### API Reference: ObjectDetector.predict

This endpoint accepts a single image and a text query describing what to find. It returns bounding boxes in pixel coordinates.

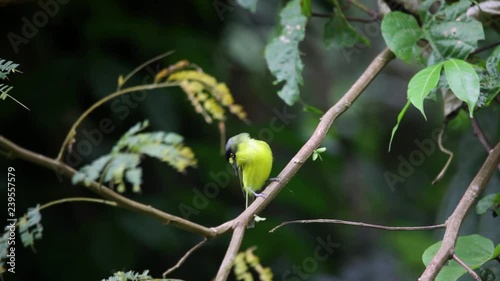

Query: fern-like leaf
[167,70,248,123]
[233,247,273,281]
[102,270,155,281]
[72,120,197,193]
[18,205,43,249]
[0,205,43,275]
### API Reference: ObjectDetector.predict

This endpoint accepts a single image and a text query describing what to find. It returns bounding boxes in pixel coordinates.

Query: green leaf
[315,147,326,153]
[102,270,154,281]
[422,234,494,281]
[492,244,500,259]
[72,120,197,193]
[408,63,443,119]
[444,59,480,117]
[388,100,411,152]
[126,168,142,193]
[420,0,485,64]
[300,0,311,17]
[323,0,370,49]
[236,0,258,12]
[302,103,324,115]
[265,0,307,105]
[478,46,500,107]
[476,193,500,216]
[18,205,43,248]
[76,155,112,183]
[381,11,423,64]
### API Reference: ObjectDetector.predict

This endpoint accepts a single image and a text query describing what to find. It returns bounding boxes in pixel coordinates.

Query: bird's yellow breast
[235,138,273,194]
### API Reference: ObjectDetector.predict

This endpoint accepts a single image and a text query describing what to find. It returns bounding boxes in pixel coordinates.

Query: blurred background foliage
[0,0,499,280]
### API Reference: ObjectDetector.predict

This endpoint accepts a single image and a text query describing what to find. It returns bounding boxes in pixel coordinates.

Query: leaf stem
[56,80,180,162]
[118,50,175,90]
[39,197,117,211]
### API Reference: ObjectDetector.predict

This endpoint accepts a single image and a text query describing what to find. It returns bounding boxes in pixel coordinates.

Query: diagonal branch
[163,237,208,277]
[270,219,446,232]
[419,142,500,281]
[452,253,482,281]
[213,47,396,281]
[471,116,500,172]
[0,135,217,238]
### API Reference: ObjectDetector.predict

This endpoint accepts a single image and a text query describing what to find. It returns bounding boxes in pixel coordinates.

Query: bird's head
[225,132,250,167]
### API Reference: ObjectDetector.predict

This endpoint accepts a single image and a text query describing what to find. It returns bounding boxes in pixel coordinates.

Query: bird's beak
[231,161,238,176]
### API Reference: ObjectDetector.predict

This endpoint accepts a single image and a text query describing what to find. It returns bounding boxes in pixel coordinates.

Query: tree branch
[0,135,217,238]
[163,237,208,277]
[213,47,396,281]
[419,142,500,281]
[471,117,492,151]
[269,219,446,233]
[471,117,500,172]
[215,224,246,281]
[452,253,482,281]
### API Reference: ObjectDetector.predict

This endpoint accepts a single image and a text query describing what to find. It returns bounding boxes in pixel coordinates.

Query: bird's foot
[268,176,281,182]
[249,188,267,198]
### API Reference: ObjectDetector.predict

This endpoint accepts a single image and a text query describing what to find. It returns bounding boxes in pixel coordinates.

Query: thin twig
[349,0,378,18]
[163,238,208,277]
[39,197,117,211]
[452,253,482,281]
[56,80,181,162]
[311,12,333,18]
[119,50,175,90]
[4,94,30,111]
[270,219,446,233]
[471,117,492,151]
[472,117,500,170]
[432,125,454,185]
[213,47,396,281]
[0,135,216,238]
[11,197,116,229]
[420,142,500,281]
[311,12,378,22]
[470,41,500,56]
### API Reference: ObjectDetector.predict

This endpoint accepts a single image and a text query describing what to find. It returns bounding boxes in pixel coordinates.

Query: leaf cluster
[72,120,197,193]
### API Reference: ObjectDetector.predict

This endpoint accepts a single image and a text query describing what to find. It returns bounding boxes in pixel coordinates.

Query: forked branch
[419,142,500,281]
[214,47,396,281]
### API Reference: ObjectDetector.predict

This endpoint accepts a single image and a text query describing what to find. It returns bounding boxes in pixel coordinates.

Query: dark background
[0,0,499,280]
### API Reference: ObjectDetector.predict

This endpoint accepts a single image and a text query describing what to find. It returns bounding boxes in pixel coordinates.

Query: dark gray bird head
[225,133,250,174]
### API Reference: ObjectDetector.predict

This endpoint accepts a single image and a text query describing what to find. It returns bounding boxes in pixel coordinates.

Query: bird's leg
[248,187,266,198]
[268,176,281,182]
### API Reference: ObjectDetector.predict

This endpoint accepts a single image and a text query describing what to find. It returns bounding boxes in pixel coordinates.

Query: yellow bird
[225,133,274,212]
